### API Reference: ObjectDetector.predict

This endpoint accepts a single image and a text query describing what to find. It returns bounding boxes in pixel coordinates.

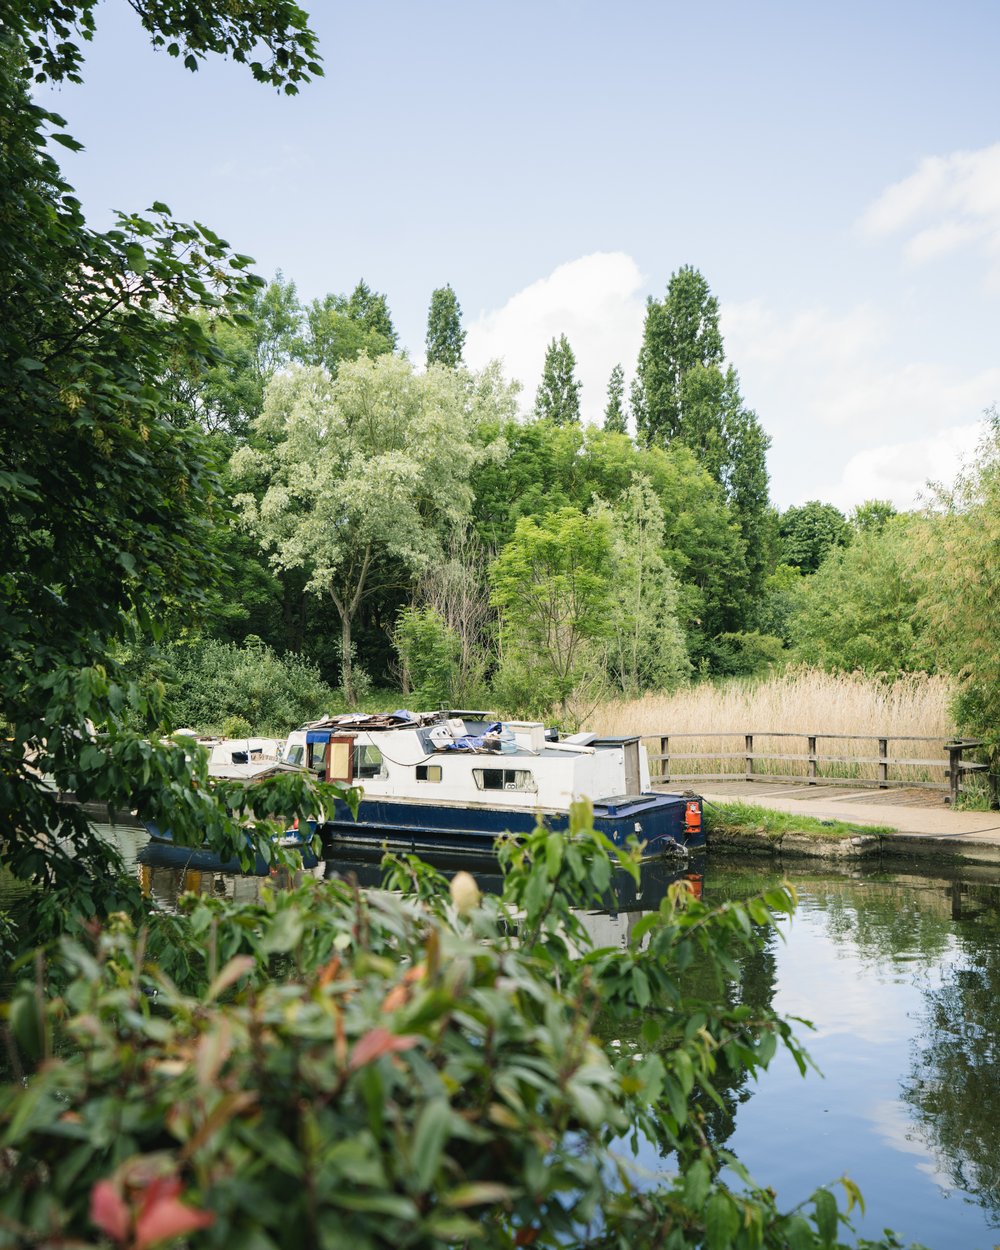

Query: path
[661,779,1000,862]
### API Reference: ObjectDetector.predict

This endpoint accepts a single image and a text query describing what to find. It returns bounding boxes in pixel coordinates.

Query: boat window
[416,764,442,782]
[473,768,536,793]
[308,741,327,773]
[353,744,385,780]
[283,744,305,767]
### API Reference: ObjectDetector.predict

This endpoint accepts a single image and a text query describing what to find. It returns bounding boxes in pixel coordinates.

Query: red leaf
[135,1178,214,1250]
[90,1180,130,1244]
[348,1026,420,1071]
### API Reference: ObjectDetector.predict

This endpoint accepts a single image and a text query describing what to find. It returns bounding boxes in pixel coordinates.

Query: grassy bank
[704,799,891,842]
[592,668,955,786]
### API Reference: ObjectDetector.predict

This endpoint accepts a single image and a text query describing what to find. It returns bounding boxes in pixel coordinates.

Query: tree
[917,413,1000,752]
[634,269,773,608]
[851,498,897,534]
[634,265,724,448]
[491,507,613,718]
[779,501,850,573]
[425,283,466,369]
[175,274,303,439]
[788,517,932,675]
[534,334,582,426]
[297,279,398,376]
[591,479,690,696]
[603,362,628,433]
[232,356,477,705]
[0,1,341,946]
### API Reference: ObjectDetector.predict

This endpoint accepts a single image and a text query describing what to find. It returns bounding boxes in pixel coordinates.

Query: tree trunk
[339,606,355,707]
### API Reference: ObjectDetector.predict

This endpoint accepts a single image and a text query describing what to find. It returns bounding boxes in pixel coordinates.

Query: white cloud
[722,299,1000,510]
[819,421,986,511]
[860,143,1000,267]
[465,252,646,422]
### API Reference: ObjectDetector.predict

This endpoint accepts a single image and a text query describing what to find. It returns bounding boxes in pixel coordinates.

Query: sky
[38,0,1000,511]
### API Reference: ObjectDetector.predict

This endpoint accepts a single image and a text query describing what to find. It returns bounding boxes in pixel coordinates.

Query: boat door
[305,731,354,783]
[623,739,641,795]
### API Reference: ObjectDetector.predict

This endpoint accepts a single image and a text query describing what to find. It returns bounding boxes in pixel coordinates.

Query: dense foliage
[0,0,360,945]
[0,809,921,1250]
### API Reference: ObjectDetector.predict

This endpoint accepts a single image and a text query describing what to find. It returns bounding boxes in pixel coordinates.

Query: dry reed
[590,668,956,786]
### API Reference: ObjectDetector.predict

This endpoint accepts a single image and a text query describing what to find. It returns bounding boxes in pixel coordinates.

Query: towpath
[664,779,1000,863]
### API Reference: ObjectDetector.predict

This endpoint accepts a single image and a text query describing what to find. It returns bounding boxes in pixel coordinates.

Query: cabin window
[473,768,536,793]
[284,744,305,767]
[416,764,442,783]
[353,744,385,780]
[308,741,327,773]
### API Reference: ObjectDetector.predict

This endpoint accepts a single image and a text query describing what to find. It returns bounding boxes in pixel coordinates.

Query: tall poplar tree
[534,334,581,426]
[635,265,723,448]
[635,266,773,603]
[603,363,627,433]
[425,283,466,368]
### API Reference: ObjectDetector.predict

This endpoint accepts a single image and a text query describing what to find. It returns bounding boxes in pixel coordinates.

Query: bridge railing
[648,732,992,804]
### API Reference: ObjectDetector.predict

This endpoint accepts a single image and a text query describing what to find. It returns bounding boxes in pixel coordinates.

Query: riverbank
[684,782,1000,865]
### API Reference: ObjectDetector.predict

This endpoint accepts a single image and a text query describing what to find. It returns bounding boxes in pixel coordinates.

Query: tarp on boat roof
[304,710,438,733]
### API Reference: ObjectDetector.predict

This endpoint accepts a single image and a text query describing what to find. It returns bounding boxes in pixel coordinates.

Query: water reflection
[900,878,1000,1230]
[707,860,1000,1250]
[136,837,704,942]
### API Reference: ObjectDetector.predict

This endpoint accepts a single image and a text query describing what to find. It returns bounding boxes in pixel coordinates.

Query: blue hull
[317,792,702,856]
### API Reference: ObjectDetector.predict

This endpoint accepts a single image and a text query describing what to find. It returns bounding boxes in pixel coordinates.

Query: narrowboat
[280,710,703,856]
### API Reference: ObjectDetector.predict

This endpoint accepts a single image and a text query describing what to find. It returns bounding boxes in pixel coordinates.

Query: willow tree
[232,356,476,704]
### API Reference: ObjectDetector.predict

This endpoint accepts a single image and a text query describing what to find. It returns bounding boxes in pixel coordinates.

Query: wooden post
[947,742,962,805]
[808,735,817,785]
[660,735,670,785]
[745,733,754,781]
[878,737,888,788]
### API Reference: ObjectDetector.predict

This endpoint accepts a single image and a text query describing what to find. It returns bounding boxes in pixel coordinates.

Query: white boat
[280,710,703,855]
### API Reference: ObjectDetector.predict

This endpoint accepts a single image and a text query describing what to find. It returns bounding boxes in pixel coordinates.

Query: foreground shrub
[0,809,921,1249]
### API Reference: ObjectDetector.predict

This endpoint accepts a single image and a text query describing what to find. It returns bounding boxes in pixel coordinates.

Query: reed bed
[590,669,957,786]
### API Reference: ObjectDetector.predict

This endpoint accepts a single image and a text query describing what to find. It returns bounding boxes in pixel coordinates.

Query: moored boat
[280,710,703,855]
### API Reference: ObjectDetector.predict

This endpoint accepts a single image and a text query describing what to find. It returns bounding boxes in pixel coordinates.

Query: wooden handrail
[647,732,989,801]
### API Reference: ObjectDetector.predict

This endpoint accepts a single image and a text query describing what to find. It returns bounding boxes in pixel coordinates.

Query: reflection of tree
[696,923,780,1150]
[901,881,1000,1223]
[814,877,953,966]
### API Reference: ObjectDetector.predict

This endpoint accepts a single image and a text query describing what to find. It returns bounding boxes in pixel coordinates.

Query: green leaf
[411,1098,451,1191]
[125,243,148,273]
[782,1213,817,1250]
[813,1187,838,1245]
[443,1182,515,1209]
[704,1192,739,1250]
[335,1193,419,1219]
[683,1158,711,1208]
[631,966,651,1007]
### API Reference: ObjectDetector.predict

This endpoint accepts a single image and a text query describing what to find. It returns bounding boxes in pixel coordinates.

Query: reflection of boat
[136,839,706,936]
[325,844,705,919]
[138,829,319,876]
[281,711,704,856]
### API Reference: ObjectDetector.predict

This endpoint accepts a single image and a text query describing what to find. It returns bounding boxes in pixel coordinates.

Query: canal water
[25,825,1000,1249]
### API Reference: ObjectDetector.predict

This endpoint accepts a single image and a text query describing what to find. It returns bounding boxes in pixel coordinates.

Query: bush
[138,637,336,734]
[394,606,461,709]
[0,808,919,1250]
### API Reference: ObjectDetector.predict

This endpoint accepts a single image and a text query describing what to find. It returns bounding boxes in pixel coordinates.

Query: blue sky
[40,0,1000,510]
